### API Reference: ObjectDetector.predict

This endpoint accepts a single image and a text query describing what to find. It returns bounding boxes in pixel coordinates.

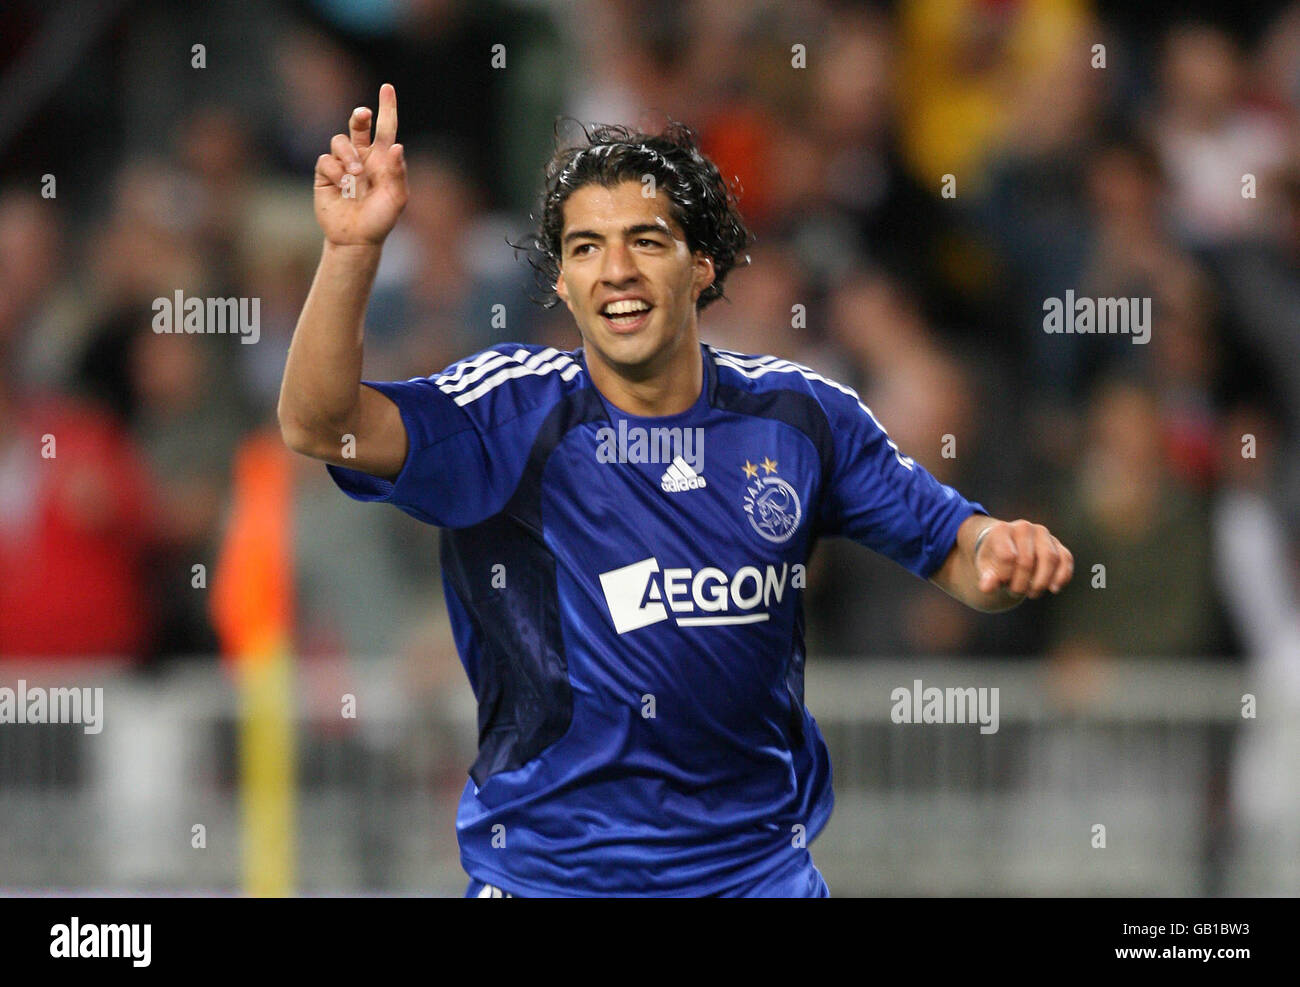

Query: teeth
[603,299,650,316]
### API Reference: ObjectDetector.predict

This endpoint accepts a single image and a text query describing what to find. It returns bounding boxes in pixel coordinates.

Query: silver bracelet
[972,522,996,564]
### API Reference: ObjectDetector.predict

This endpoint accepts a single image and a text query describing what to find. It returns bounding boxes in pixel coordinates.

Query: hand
[974,519,1074,599]
[314,83,408,246]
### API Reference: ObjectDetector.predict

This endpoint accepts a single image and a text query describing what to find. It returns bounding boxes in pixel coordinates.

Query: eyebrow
[562,222,673,247]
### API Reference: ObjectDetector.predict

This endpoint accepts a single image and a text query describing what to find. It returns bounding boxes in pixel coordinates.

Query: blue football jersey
[328,342,985,896]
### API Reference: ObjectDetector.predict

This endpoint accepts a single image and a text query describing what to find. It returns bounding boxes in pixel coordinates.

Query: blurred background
[1,0,1299,896]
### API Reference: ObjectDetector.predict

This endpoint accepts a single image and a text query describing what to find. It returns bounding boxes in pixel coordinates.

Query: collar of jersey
[577,341,717,426]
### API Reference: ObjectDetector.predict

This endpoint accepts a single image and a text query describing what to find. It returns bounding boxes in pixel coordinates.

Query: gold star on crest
[760,456,778,474]
[742,460,759,479]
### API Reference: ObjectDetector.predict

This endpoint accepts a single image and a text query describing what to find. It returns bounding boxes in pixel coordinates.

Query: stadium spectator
[1151,22,1291,248]
[0,197,158,659]
[1046,377,1218,662]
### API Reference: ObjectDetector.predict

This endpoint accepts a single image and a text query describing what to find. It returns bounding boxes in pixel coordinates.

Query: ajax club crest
[741,457,802,544]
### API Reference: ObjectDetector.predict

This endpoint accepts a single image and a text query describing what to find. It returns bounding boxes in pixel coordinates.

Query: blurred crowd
[2,0,1299,702]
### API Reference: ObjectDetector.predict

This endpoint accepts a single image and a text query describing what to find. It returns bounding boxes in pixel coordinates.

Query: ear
[555,269,570,306]
[691,253,716,302]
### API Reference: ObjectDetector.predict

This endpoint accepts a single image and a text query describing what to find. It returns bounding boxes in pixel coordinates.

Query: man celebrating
[278,85,1074,897]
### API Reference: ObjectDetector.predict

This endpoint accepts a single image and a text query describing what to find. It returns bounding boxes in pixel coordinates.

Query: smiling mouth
[599,300,654,332]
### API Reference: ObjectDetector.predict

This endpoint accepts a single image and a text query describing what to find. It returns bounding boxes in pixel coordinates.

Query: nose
[600,239,640,287]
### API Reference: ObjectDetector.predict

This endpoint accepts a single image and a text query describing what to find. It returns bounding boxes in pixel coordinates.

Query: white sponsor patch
[599,557,806,633]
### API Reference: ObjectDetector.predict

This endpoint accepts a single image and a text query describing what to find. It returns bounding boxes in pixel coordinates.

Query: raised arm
[277,83,410,480]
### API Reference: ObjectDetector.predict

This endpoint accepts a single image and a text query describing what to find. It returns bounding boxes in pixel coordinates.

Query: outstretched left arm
[929,515,1074,612]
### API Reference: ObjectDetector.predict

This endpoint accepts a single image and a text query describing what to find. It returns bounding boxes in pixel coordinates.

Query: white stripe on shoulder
[712,349,862,402]
[711,348,915,471]
[436,348,567,395]
[435,348,518,387]
[438,347,561,395]
[452,350,581,407]
[708,346,786,366]
[712,349,829,382]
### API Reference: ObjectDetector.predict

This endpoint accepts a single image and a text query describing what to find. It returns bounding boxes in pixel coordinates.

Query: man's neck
[585,334,704,418]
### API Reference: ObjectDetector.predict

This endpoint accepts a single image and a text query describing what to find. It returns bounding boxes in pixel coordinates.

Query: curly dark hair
[516,119,753,311]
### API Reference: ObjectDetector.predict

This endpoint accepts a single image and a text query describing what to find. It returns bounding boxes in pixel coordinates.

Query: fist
[314,83,408,246]
[975,519,1074,599]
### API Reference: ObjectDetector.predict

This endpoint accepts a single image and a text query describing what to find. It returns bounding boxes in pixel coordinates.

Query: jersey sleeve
[326,345,578,528]
[813,379,986,579]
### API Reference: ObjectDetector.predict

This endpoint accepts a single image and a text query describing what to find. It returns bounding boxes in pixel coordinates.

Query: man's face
[555,180,714,375]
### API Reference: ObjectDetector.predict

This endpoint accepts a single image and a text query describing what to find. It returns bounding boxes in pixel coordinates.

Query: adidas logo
[661,456,707,492]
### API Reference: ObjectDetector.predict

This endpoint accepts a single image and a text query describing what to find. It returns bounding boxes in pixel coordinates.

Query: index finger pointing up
[374,83,398,147]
